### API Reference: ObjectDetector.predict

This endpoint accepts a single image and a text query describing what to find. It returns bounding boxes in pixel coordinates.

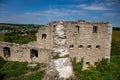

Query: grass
[112,30,120,41]
[0,61,29,79]
[0,58,45,80]
[24,70,45,80]
[110,56,120,80]
[0,34,4,41]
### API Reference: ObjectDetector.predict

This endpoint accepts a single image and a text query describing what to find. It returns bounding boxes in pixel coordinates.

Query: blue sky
[0,0,120,27]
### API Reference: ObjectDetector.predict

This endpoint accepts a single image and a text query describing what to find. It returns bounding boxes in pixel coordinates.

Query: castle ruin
[0,20,112,69]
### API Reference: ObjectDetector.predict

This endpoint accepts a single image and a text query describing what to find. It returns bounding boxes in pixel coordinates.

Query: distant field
[0,34,4,41]
[0,28,120,43]
[112,30,120,41]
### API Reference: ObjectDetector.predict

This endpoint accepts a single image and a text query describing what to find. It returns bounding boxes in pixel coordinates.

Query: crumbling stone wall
[0,41,50,63]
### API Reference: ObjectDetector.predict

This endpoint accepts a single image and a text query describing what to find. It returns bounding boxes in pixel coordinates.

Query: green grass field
[0,34,4,41]
[112,30,120,41]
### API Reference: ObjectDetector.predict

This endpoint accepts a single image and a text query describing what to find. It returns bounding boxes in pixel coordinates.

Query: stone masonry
[0,20,112,69]
[42,21,75,80]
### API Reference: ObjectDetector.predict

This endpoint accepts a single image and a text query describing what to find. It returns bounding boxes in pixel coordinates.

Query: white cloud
[83,6,110,10]
[79,3,112,10]
[103,13,116,17]
[23,8,86,17]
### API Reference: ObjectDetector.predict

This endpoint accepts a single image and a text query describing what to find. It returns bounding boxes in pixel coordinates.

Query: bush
[72,57,83,79]
[72,58,119,80]
[79,70,101,80]
[0,57,6,69]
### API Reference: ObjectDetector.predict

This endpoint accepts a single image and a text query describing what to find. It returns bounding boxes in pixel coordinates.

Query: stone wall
[64,21,112,69]
[0,41,51,64]
[36,20,112,69]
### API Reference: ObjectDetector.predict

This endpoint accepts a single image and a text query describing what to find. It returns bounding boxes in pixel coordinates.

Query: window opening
[96,45,100,48]
[53,25,56,31]
[87,45,91,48]
[69,45,74,48]
[86,62,90,64]
[75,25,80,33]
[93,26,98,33]
[42,34,47,39]
[53,25,56,28]
[94,62,98,65]
[30,49,38,59]
[78,45,83,48]
[3,47,11,57]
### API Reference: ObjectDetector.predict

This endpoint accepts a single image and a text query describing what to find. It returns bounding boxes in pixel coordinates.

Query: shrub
[72,58,118,80]
[0,57,6,69]
[72,57,83,78]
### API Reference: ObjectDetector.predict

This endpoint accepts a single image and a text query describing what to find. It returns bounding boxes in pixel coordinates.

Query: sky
[0,0,120,27]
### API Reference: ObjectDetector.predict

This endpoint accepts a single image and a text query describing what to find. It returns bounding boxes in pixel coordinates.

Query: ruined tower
[42,21,75,80]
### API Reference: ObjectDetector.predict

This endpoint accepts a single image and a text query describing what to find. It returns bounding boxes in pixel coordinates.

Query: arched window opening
[42,34,47,39]
[30,49,38,59]
[69,45,74,48]
[78,45,83,48]
[86,62,90,65]
[87,45,91,48]
[96,45,100,48]
[3,47,11,57]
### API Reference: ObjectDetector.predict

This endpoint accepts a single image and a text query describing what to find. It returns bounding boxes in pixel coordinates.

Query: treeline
[0,23,44,27]
[113,27,120,31]
[0,23,44,32]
